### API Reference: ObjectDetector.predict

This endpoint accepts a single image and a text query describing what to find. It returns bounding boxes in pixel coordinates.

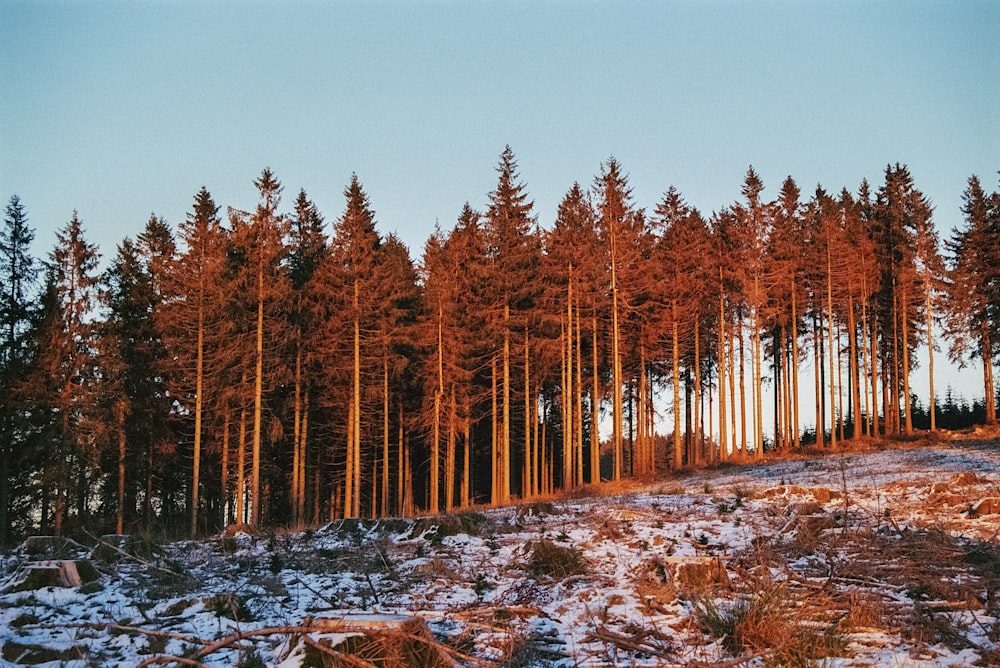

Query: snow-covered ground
[2,433,999,667]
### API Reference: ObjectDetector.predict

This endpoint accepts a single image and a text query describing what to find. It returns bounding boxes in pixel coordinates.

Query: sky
[2,0,998,410]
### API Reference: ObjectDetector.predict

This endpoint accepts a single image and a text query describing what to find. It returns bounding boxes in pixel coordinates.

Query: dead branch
[583,625,674,659]
[136,656,209,668]
[300,634,380,668]
[24,623,210,647]
[84,530,188,580]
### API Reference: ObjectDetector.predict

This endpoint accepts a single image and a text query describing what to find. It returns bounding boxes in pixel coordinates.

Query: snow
[1,435,998,667]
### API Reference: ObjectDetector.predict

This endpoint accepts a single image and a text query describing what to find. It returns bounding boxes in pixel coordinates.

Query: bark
[251,256,264,525]
[590,315,600,483]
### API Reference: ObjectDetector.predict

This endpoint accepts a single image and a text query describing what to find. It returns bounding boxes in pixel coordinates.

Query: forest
[1,148,998,544]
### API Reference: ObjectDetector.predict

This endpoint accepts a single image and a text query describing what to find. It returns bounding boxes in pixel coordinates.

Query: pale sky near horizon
[2,1,998,411]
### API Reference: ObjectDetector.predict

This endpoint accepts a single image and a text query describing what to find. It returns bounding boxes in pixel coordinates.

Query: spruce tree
[0,195,38,543]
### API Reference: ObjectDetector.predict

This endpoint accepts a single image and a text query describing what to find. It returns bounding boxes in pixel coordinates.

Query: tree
[0,195,38,543]
[593,158,645,480]
[227,169,290,526]
[99,216,176,534]
[545,183,603,487]
[870,164,932,435]
[162,188,226,535]
[484,146,540,504]
[322,174,383,518]
[35,212,101,535]
[655,188,714,468]
[286,189,327,527]
[946,175,999,424]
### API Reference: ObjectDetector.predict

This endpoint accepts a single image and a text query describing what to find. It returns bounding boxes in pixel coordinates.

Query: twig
[136,656,209,668]
[84,530,187,580]
[24,623,210,647]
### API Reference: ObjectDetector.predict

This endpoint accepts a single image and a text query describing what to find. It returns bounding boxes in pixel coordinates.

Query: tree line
[1,148,998,542]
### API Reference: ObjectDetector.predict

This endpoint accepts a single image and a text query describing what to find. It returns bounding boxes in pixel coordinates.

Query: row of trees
[1,150,998,542]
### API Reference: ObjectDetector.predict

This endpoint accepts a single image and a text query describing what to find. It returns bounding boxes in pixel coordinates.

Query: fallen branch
[25,623,210,647]
[136,656,209,668]
[583,625,674,659]
[300,634,380,668]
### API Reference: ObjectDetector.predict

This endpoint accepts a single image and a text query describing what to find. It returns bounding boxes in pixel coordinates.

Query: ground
[2,430,999,667]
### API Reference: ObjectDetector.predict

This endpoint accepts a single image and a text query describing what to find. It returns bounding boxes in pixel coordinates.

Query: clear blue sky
[3,1,997,260]
[2,0,998,418]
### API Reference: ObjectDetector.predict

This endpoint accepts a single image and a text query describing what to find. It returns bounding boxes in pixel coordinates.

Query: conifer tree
[162,188,226,535]
[0,195,38,543]
[946,175,999,424]
[484,146,539,504]
[36,213,101,535]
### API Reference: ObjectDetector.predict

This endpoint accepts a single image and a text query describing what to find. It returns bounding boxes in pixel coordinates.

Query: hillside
[2,431,999,667]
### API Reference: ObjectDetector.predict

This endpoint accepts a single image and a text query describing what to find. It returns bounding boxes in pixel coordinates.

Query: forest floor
[2,429,1000,667]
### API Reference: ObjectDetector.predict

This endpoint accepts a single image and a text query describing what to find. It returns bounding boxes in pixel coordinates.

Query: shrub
[528,539,586,578]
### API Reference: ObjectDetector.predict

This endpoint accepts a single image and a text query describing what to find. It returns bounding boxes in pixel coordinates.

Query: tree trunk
[591,315,600,483]
[251,257,264,525]
[902,284,913,435]
[491,355,498,505]
[924,273,936,431]
[672,301,682,470]
[610,242,623,482]
[502,304,511,503]
[221,406,230,527]
[236,400,246,525]
[718,284,728,460]
[292,339,302,527]
[191,290,204,536]
[382,358,390,516]
[116,400,126,535]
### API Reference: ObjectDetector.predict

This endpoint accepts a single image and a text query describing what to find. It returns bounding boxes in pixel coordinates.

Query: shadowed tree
[0,195,38,543]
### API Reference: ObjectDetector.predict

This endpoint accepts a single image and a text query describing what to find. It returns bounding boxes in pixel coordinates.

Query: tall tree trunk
[738,317,747,458]
[694,323,702,466]
[564,264,573,490]
[718,284,728,460]
[575,307,584,484]
[523,328,531,498]
[221,406,230,527]
[382,358,390,516]
[491,355,498,505]
[299,394,308,525]
[251,256,264,525]
[116,399,126,535]
[236,399,246,525]
[672,301,682,470]
[814,316,824,447]
[902,284,913,435]
[292,338,302,527]
[590,315,600,483]
[983,325,997,424]
[924,273,935,431]
[502,304,511,503]
[827,244,837,449]
[848,294,862,439]
[461,414,471,508]
[791,288,801,449]
[431,307,442,513]
[350,279,362,518]
[191,287,204,537]
[607,220,624,481]
[447,386,457,511]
